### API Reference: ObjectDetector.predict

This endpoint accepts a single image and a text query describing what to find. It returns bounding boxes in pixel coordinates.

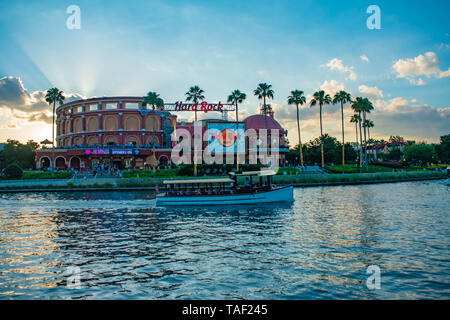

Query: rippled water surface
[0,180,449,299]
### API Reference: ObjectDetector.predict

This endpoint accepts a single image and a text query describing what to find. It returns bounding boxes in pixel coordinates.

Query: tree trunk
[296,103,304,170]
[363,112,368,170]
[51,101,55,175]
[152,104,156,176]
[236,101,239,172]
[320,103,324,168]
[341,101,345,174]
[358,112,363,172]
[263,96,269,166]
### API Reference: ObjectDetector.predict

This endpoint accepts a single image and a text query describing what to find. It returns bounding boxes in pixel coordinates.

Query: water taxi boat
[156,169,294,206]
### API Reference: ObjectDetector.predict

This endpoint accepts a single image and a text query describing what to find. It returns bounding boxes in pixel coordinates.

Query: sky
[0,0,449,145]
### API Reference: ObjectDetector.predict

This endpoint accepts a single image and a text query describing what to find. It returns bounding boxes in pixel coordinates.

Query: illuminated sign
[85,149,109,155]
[84,149,140,155]
[207,122,245,153]
[164,101,235,113]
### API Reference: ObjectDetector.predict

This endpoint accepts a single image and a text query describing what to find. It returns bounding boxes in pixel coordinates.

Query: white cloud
[368,97,450,142]
[358,85,383,100]
[323,58,357,80]
[438,67,450,78]
[360,55,370,62]
[392,52,440,78]
[320,80,345,96]
[408,78,426,86]
[0,76,84,124]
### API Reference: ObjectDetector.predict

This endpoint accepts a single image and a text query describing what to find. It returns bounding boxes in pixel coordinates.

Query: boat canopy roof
[163,178,234,185]
[229,169,277,177]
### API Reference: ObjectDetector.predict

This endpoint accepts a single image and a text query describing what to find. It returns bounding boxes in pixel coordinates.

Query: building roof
[163,178,234,185]
[229,169,277,177]
[244,114,285,132]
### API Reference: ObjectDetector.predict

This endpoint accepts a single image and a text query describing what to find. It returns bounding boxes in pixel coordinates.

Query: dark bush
[5,162,23,179]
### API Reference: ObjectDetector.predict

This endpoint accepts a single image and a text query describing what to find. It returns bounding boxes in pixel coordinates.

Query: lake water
[0,180,448,299]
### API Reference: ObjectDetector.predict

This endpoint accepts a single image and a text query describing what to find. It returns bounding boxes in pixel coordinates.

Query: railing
[40,144,165,150]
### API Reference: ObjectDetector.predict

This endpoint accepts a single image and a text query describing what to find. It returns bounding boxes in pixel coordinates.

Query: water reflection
[0,181,449,299]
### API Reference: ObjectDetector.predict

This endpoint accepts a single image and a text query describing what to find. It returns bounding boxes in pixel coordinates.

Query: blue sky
[0,0,449,143]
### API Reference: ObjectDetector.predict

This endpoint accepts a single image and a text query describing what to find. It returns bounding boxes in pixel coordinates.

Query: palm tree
[45,87,65,174]
[360,98,374,170]
[185,85,205,122]
[287,90,306,171]
[364,119,374,141]
[254,83,274,165]
[350,114,361,168]
[185,86,205,176]
[310,90,332,168]
[227,89,246,172]
[142,92,164,176]
[333,91,352,173]
[351,97,365,172]
[364,119,375,162]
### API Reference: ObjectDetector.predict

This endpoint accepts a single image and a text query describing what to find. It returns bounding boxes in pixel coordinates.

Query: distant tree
[185,86,205,122]
[304,134,340,165]
[435,134,449,163]
[45,87,65,173]
[5,162,23,179]
[287,89,306,169]
[142,91,164,175]
[333,90,352,173]
[381,146,403,161]
[0,139,38,170]
[310,90,332,167]
[389,135,405,143]
[254,83,274,162]
[227,89,246,172]
[404,143,437,164]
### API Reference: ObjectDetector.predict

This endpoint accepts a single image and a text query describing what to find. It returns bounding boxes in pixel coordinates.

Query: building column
[119,113,124,130]
[98,113,103,140]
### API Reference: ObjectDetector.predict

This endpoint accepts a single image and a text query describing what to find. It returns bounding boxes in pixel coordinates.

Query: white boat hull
[156,185,294,206]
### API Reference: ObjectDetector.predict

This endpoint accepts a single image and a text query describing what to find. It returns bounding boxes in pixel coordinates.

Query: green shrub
[5,163,23,179]
[22,171,73,180]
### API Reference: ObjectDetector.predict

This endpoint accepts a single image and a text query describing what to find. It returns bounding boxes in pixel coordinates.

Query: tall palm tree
[254,83,274,165]
[287,90,306,170]
[142,92,164,176]
[333,91,352,173]
[364,119,374,141]
[310,90,332,168]
[185,86,205,176]
[185,85,205,122]
[45,87,65,174]
[350,114,361,168]
[227,89,246,172]
[360,98,374,170]
[364,119,374,162]
[351,97,365,172]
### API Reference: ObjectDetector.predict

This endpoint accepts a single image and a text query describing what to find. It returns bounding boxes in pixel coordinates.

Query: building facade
[36,97,289,170]
[36,97,176,170]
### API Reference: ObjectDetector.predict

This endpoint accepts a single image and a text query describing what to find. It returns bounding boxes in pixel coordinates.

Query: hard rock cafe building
[35,97,289,170]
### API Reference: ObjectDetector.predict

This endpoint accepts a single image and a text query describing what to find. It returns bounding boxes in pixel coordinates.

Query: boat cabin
[162,169,277,197]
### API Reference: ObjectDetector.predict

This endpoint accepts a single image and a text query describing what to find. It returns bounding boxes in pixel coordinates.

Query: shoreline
[0,175,445,193]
